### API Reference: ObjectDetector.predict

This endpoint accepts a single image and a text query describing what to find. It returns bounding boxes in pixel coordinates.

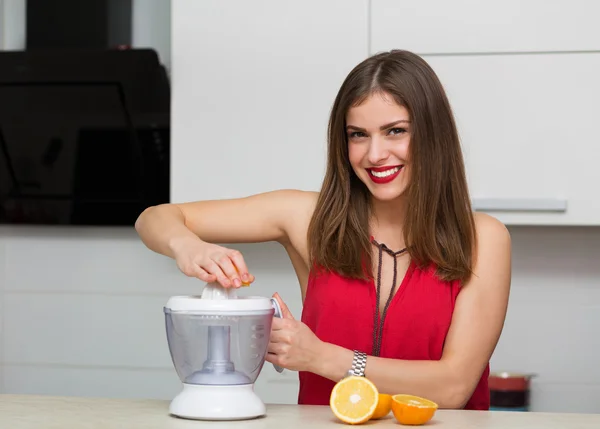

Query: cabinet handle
[472,198,567,212]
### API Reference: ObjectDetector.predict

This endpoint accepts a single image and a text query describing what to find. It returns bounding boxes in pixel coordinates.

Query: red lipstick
[366,165,403,184]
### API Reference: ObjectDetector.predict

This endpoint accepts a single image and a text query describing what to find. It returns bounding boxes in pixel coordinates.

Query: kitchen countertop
[1,394,599,428]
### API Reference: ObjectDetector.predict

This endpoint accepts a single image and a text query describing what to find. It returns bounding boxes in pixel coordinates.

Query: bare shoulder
[470,212,511,285]
[473,212,511,247]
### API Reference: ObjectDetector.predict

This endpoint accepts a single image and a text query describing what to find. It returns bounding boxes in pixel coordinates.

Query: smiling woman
[135,49,511,411]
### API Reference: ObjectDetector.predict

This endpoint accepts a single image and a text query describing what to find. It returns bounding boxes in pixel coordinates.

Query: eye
[348,131,367,139]
[388,127,407,136]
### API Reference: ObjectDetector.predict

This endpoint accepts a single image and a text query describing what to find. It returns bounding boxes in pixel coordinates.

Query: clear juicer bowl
[164,296,275,386]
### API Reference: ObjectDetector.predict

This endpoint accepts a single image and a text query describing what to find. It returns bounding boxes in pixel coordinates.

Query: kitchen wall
[1,0,599,414]
[1,226,599,412]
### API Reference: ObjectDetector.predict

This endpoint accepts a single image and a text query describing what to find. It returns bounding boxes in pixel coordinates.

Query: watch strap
[349,350,367,377]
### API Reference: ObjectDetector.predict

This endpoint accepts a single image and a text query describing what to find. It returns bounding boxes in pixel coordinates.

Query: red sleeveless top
[298,253,490,410]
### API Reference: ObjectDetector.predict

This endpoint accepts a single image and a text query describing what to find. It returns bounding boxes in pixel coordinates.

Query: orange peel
[391,394,438,425]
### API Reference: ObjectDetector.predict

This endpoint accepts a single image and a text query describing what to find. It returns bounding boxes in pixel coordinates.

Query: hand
[266,293,323,372]
[171,237,255,288]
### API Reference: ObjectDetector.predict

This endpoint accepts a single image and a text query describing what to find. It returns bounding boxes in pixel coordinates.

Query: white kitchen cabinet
[425,52,600,225]
[370,0,600,225]
[171,0,369,203]
[370,0,600,55]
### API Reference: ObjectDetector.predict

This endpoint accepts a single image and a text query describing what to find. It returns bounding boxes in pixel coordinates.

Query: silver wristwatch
[345,350,367,378]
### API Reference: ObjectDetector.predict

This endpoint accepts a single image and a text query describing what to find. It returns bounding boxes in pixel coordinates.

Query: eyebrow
[346,119,411,132]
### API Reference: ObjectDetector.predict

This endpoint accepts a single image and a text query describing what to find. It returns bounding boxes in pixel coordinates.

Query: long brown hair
[307,50,476,284]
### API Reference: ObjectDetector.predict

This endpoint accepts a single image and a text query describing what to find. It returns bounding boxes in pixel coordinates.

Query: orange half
[330,376,379,425]
[371,393,392,419]
[391,394,438,425]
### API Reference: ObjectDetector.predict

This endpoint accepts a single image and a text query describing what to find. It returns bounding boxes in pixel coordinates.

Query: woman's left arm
[267,213,511,409]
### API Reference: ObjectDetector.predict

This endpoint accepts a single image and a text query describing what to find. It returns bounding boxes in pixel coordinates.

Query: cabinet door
[371,0,600,54]
[171,0,369,203]
[425,52,600,225]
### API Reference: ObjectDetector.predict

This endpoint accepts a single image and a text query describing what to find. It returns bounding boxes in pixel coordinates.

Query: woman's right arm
[134,189,315,287]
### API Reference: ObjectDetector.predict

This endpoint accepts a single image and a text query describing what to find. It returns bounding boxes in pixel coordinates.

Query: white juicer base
[169,383,266,420]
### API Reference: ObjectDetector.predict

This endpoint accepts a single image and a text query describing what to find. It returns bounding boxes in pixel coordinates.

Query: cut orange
[330,376,379,425]
[233,266,252,286]
[370,393,392,419]
[391,394,438,425]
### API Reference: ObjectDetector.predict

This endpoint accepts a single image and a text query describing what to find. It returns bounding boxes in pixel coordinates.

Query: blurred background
[0,0,598,414]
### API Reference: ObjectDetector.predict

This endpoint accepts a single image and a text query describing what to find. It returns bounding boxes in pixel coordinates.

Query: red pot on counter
[489,372,536,412]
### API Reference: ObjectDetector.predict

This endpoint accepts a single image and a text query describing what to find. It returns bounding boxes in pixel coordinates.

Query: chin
[366,185,408,202]
[371,191,406,202]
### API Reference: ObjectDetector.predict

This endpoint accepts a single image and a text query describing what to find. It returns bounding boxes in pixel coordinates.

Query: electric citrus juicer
[163,281,284,420]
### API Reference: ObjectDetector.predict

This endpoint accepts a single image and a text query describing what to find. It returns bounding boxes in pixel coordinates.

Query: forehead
[346,92,410,127]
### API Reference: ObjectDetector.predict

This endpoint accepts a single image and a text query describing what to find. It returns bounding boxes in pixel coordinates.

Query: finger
[192,265,217,283]
[269,327,287,342]
[227,249,253,285]
[202,260,231,287]
[270,318,294,333]
[273,292,294,319]
[270,331,292,344]
[268,341,287,355]
[215,255,242,287]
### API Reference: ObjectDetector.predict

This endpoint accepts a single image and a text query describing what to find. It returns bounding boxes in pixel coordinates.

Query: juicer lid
[164,294,274,313]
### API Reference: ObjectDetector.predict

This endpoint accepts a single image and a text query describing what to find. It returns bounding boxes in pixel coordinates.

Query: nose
[367,135,390,165]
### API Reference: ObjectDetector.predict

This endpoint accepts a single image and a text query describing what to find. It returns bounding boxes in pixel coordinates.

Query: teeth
[370,167,400,178]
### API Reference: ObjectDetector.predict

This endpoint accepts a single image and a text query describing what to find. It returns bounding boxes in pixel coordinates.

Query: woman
[135,49,511,410]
